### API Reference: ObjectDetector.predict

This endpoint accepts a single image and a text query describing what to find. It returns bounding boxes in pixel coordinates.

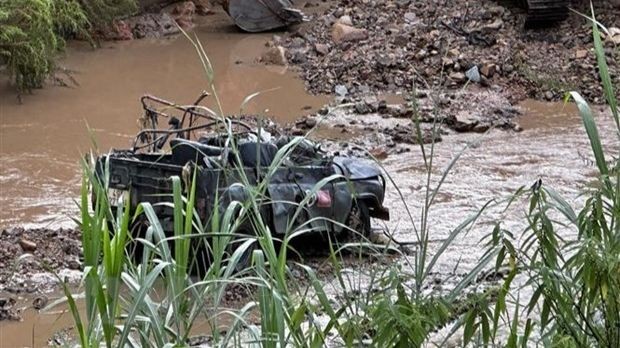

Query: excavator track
[524,0,570,26]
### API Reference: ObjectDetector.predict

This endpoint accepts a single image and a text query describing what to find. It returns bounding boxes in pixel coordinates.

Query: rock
[67,258,82,270]
[386,124,441,144]
[192,0,213,16]
[449,115,480,133]
[127,13,179,39]
[449,72,466,83]
[354,101,374,114]
[480,63,497,78]
[337,15,353,26]
[33,296,48,310]
[304,117,317,128]
[0,297,19,321]
[172,1,196,29]
[393,34,409,47]
[334,84,348,96]
[415,49,428,60]
[488,5,505,17]
[369,147,389,160]
[331,23,368,44]
[447,48,460,58]
[19,238,37,252]
[261,46,288,66]
[314,43,329,55]
[472,123,491,133]
[575,50,588,59]
[544,91,555,100]
[403,12,418,23]
[465,66,481,83]
[386,104,412,118]
[482,18,503,30]
[113,20,133,40]
[290,49,307,64]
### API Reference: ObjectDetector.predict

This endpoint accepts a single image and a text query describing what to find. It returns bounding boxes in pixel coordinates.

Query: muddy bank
[0,228,82,294]
[276,0,619,103]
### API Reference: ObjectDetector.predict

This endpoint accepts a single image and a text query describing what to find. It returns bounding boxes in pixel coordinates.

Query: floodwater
[0,289,246,348]
[0,294,83,347]
[379,99,617,277]
[3,97,615,346]
[0,22,327,228]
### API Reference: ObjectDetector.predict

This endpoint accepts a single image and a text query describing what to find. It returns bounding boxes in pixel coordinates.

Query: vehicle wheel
[189,235,212,276]
[127,219,149,264]
[226,221,257,272]
[344,200,372,240]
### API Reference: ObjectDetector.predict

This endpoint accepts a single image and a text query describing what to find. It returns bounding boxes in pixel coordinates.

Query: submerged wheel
[524,0,570,26]
[126,219,149,264]
[226,221,257,272]
[343,200,372,241]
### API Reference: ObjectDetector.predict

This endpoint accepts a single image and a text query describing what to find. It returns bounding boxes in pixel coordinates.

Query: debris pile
[278,0,619,103]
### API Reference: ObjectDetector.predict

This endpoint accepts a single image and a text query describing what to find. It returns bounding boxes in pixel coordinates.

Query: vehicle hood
[332,156,383,180]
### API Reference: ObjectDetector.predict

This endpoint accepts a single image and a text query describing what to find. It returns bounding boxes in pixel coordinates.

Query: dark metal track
[525,0,570,25]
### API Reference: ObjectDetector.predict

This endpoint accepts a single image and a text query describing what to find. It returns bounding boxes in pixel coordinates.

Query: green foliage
[0,0,136,93]
[0,0,85,92]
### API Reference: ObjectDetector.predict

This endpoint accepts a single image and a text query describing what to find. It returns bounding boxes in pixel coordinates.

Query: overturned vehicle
[95,94,389,265]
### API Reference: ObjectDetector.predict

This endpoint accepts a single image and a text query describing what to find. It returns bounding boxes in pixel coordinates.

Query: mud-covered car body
[96,94,389,237]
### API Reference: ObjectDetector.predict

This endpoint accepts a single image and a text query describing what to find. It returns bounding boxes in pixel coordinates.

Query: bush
[0,0,136,93]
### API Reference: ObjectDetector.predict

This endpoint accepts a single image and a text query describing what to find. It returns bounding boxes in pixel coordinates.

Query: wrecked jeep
[95,94,389,265]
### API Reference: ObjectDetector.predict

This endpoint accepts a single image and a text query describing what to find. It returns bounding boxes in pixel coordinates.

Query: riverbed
[1,4,618,347]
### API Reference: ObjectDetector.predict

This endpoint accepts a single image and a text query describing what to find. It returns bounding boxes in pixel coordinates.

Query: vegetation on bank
[0,0,136,93]
[42,8,618,348]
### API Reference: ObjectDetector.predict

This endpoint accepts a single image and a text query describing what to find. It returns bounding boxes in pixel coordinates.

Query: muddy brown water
[2,99,610,347]
[0,290,246,347]
[0,25,328,228]
[0,294,81,347]
[380,101,617,278]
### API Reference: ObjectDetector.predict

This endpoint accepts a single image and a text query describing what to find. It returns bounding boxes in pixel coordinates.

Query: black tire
[343,200,372,241]
[524,0,569,26]
[226,221,257,272]
[127,219,149,264]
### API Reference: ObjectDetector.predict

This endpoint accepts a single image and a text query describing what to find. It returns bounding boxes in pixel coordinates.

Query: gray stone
[335,84,348,96]
[465,66,481,83]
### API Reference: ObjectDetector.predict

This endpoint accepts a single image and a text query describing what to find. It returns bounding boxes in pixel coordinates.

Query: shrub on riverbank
[0,0,136,93]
